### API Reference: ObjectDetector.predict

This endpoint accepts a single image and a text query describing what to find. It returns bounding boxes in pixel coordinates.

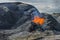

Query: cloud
[0,0,60,13]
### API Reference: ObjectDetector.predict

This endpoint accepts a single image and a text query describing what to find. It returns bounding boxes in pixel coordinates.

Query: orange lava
[32,16,45,25]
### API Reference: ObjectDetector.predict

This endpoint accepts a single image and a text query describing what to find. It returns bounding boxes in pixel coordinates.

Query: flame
[32,16,45,25]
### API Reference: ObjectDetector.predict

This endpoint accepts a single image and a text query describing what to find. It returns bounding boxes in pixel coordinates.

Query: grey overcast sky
[0,0,60,13]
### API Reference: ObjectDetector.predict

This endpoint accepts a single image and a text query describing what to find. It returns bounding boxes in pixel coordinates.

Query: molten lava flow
[32,16,45,25]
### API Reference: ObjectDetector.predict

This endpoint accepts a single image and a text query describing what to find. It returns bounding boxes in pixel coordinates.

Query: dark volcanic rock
[0,2,34,29]
[0,2,40,40]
